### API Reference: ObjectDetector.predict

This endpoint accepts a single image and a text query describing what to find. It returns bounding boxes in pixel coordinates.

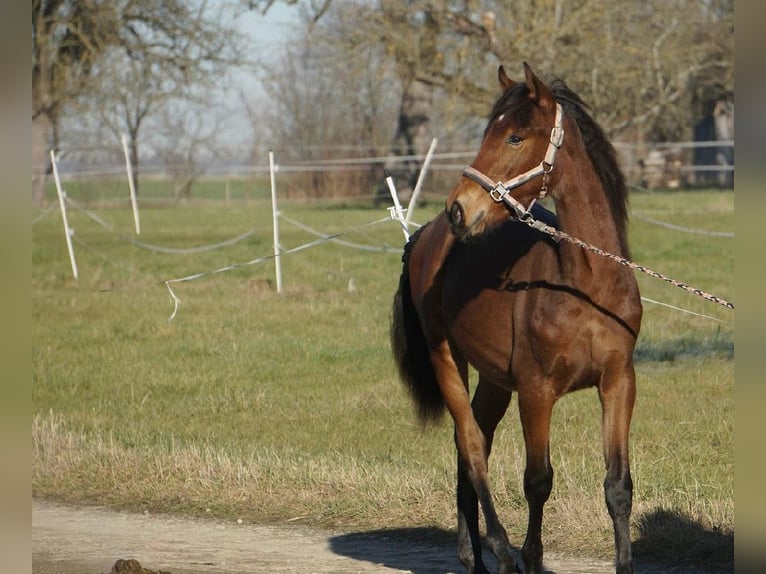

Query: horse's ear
[498,65,516,91]
[523,62,554,108]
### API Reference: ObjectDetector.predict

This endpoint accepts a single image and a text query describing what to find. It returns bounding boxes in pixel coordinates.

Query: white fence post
[269,150,283,293]
[406,137,438,225]
[121,134,141,235]
[384,169,410,241]
[50,150,78,280]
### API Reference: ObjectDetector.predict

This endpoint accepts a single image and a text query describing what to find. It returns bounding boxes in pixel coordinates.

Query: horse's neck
[551,170,624,276]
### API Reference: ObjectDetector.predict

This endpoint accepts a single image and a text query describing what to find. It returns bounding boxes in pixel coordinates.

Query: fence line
[280,214,403,253]
[163,215,394,322]
[37,144,732,325]
[632,213,734,237]
[64,196,113,230]
[614,139,734,150]
[37,139,734,180]
[130,228,259,254]
[639,296,730,324]
[32,202,58,225]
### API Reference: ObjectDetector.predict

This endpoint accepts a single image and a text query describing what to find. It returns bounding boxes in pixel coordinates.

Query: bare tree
[33,0,246,202]
[92,1,245,195]
[75,50,159,196]
[253,4,401,197]
[152,101,226,201]
[243,0,332,22]
[368,1,506,195]
[280,0,732,189]
[33,0,118,203]
[250,1,505,197]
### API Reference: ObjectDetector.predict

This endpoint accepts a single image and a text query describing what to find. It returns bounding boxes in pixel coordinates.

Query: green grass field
[32,184,733,569]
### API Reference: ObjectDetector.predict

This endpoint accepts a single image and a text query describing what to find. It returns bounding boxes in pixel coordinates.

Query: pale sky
[212,2,301,148]
[236,3,299,57]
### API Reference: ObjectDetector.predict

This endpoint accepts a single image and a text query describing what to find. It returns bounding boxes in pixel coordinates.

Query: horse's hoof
[497,560,520,574]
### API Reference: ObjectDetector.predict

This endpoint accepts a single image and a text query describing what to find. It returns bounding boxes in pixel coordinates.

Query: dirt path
[33,500,676,574]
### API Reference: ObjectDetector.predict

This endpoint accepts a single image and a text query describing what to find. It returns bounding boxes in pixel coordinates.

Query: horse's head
[446,63,564,241]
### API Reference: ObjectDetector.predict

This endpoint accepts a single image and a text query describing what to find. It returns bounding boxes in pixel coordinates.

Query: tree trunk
[32,113,54,206]
[129,135,140,196]
[379,4,439,203]
[386,77,434,200]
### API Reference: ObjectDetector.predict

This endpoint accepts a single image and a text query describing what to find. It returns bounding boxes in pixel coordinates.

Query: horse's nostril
[448,202,464,228]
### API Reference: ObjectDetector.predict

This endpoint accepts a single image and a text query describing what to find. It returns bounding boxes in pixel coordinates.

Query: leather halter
[462,103,564,220]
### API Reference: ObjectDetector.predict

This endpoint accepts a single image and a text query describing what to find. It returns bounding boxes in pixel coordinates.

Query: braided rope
[520,216,735,310]
[279,214,400,253]
[131,227,258,254]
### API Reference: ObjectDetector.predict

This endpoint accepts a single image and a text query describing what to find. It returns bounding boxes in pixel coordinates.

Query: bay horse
[391,63,642,574]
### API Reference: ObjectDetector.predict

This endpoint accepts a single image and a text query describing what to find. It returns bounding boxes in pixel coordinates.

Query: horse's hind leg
[457,377,513,574]
[430,345,517,574]
[517,391,555,574]
[599,365,637,574]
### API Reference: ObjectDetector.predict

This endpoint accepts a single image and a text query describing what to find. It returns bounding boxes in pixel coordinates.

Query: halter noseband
[462,102,564,220]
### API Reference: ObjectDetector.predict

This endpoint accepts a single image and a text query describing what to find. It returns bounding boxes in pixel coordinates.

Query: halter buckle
[489,182,509,203]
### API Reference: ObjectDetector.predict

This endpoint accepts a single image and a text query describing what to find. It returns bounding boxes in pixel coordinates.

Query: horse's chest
[445,287,603,389]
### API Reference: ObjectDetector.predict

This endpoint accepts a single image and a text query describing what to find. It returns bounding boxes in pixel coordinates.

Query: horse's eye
[506,134,523,146]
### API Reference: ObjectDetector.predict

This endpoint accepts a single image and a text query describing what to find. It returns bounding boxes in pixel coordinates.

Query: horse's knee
[524,466,553,504]
[604,473,633,519]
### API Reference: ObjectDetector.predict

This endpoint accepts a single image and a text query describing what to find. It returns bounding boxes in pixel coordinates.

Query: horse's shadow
[632,508,733,572]
[328,526,496,574]
[633,332,734,362]
[328,508,733,573]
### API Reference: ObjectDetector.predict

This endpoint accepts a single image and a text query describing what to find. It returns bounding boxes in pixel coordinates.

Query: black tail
[391,227,445,424]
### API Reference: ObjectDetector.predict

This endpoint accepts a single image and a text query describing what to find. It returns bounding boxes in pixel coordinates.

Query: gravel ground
[33,500,699,574]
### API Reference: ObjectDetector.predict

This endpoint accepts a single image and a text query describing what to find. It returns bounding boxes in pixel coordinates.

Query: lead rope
[518,213,735,310]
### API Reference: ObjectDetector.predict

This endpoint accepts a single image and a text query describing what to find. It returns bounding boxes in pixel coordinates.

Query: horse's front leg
[457,377,513,574]
[599,364,637,574]
[456,458,487,574]
[430,345,518,574]
[517,392,555,574]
